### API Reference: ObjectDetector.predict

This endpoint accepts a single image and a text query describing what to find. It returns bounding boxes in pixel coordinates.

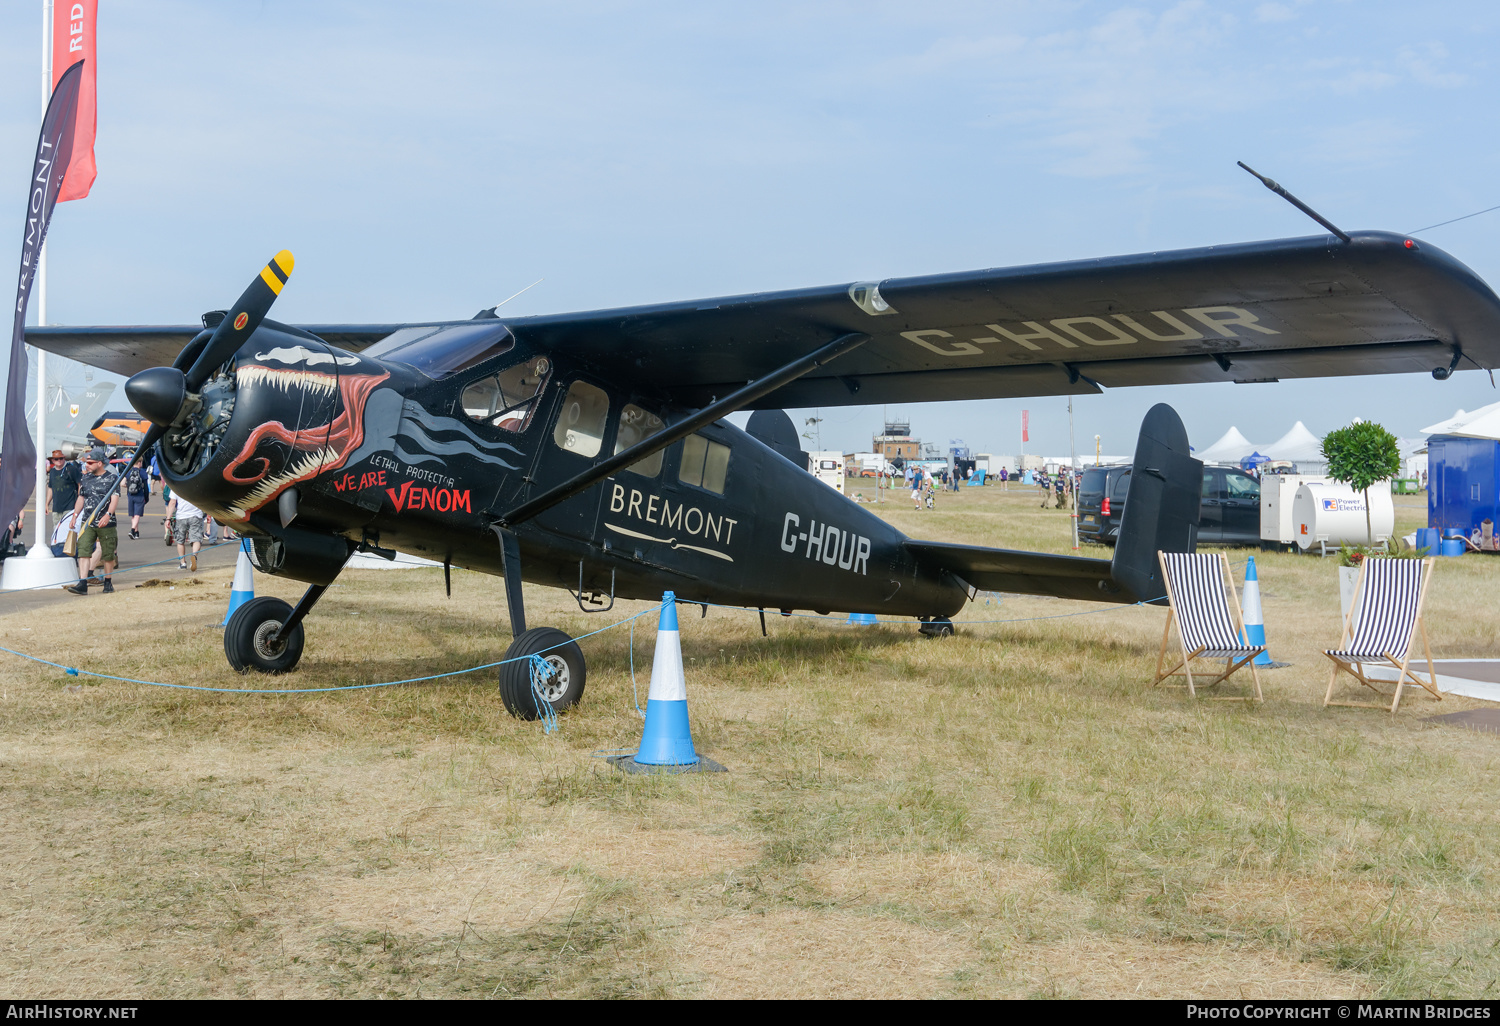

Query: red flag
[1022,410,1029,443]
[52,0,97,202]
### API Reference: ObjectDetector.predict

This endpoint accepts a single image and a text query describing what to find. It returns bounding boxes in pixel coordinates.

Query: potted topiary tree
[1322,419,1402,620]
[1321,419,1402,544]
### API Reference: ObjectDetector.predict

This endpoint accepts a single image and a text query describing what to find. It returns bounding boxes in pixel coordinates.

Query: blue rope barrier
[628,610,649,718]
[1,565,1185,710]
[528,654,561,735]
[0,601,663,695]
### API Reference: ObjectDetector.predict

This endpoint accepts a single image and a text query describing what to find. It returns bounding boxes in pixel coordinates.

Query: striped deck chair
[1153,551,1264,701]
[1323,557,1440,714]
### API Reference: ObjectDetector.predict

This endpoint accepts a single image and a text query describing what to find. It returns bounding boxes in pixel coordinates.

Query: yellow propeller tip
[274,249,295,275]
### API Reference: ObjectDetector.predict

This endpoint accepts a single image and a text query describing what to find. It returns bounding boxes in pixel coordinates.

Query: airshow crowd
[20,446,238,596]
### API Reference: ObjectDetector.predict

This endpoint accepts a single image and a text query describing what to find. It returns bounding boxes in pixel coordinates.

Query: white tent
[1421,400,1500,441]
[1197,426,1259,464]
[1264,421,1326,470]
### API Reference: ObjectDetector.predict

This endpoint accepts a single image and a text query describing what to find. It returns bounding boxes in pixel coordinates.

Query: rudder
[1110,403,1201,603]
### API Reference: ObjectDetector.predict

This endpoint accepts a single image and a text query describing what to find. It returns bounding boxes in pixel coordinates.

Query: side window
[678,433,731,494]
[461,356,550,433]
[1111,471,1131,501]
[614,404,666,478]
[1203,469,1229,500]
[552,380,610,457]
[1226,472,1260,501]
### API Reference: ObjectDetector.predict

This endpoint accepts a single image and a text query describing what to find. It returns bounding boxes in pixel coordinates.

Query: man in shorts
[66,449,119,595]
[167,492,207,571]
[122,457,150,538]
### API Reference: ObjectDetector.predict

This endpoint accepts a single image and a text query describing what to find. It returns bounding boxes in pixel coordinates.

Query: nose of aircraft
[124,366,188,427]
[116,250,295,483]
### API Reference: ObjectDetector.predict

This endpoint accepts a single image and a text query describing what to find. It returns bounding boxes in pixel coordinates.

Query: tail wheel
[499,627,587,719]
[225,596,305,673]
[919,616,955,638]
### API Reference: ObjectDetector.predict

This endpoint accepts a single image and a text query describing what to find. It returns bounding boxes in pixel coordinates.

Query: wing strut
[496,331,870,528]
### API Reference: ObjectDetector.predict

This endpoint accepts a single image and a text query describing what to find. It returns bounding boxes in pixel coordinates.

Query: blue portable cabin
[1427,434,1500,536]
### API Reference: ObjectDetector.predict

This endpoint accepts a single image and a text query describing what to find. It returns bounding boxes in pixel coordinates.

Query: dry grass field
[2,479,1498,999]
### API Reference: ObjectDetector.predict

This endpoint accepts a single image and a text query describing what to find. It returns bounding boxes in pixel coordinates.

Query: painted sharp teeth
[227,445,341,521]
[235,365,339,397]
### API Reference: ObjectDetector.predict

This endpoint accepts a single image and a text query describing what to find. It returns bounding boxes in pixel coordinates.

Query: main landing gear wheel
[225,596,305,673]
[919,616,955,638]
[499,627,587,719]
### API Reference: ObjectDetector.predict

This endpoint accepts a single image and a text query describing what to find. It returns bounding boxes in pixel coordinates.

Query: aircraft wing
[21,324,407,378]
[26,230,1500,406]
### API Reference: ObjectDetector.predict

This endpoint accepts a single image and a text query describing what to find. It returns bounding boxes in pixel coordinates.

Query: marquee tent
[1421,401,1500,441]
[1264,421,1327,471]
[1196,426,1258,464]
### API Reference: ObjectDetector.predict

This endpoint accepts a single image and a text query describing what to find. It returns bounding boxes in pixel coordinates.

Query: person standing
[122,457,150,539]
[999,465,1009,491]
[167,492,207,571]
[46,449,82,536]
[151,453,175,544]
[66,449,119,595]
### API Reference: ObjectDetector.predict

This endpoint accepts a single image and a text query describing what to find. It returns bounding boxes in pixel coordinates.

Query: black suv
[1077,465,1261,546]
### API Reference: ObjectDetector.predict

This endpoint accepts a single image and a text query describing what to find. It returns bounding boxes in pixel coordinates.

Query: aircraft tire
[500,627,586,719]
[919,617,955,638]
[224,596,306,674]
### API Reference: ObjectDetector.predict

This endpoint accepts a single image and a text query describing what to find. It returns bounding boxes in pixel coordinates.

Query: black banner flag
[1,61,84,538]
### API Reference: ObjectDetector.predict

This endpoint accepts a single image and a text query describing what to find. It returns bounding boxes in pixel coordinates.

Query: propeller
[120,250,295,492]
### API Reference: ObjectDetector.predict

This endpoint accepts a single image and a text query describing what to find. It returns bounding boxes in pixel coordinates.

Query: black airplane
[28,226,1500,718]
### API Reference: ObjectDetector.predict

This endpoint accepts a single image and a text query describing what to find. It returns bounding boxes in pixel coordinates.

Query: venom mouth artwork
[219,363,390,521]
[154,332,394,525]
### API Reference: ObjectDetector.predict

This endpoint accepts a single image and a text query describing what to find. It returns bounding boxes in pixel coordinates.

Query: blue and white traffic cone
[221,540,255,626]
[846,612,878,625]
[1240,557,1273,667]
[634,592,699,766]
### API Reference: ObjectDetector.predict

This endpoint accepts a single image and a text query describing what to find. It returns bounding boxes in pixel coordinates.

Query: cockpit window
[362,322,514,378]
[552,381,610,458]
[614,404,666,478]
[461,356,551,433]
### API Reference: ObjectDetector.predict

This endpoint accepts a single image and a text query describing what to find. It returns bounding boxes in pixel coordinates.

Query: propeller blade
[183,249,294,391]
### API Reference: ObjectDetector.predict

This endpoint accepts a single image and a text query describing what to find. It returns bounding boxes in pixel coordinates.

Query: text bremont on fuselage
[606,483,740,561]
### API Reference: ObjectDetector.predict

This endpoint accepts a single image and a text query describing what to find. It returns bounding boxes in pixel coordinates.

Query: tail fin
[46,382,116,452]
[1110,403,1201,603]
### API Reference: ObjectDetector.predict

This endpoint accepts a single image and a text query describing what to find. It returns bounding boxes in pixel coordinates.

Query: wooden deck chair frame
[1323,556,1440,714]
[1153,551,1264,702]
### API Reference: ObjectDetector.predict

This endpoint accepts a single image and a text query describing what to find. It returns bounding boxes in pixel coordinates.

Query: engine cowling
[153,323,391,529]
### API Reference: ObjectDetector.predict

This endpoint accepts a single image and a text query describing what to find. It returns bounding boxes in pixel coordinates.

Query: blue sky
[4,1,1500,458]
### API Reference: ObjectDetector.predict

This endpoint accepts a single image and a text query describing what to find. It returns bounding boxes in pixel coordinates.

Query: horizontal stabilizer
[907,403,1199,607]
[902,540,1132,603]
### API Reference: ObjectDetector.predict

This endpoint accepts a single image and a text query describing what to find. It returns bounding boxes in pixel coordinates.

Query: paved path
[0,494,243,616]
[1366,660,1500,704]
